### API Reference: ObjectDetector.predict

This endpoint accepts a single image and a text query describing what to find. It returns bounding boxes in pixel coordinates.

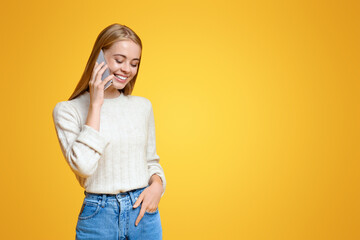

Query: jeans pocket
[145,207,159,215]
[78,199,101,220]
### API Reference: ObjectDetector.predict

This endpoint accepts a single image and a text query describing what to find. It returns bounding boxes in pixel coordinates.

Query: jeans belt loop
[101,194,107,208]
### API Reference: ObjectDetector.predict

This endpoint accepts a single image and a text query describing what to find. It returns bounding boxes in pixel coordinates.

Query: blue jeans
[75,185,162,240]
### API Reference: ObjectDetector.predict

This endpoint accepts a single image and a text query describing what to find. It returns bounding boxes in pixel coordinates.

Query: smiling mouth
[114,74,128,82]
[114,74,128,80]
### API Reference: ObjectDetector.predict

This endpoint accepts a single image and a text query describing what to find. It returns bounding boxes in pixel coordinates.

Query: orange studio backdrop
[0,0,359,239]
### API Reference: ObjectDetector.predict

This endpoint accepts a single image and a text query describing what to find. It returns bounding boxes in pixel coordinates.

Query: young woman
[52,23,166,240]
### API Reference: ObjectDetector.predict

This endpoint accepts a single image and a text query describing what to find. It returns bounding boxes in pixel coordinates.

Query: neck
[104,87,121,99]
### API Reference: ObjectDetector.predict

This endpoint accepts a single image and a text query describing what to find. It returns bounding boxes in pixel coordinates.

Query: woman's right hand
[88,61,114,107]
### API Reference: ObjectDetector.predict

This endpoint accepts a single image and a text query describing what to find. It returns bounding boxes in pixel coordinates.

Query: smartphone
[96,49,113,90]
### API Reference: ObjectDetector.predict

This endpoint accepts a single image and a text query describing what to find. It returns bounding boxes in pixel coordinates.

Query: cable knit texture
[52,91,166,197]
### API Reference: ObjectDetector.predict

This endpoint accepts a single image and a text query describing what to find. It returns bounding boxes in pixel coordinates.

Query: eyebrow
[113,54,140,61]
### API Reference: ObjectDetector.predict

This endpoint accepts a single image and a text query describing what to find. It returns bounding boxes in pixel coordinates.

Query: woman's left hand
[133,177,163,226]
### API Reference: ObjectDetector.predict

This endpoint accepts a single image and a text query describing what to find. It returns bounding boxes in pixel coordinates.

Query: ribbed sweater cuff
[77,125,110,154]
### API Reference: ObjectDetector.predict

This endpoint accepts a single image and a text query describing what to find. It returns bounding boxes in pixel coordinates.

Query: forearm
[85,105,101,131]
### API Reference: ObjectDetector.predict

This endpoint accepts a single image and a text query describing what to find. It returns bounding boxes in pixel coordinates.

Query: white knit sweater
[52,91,166,196]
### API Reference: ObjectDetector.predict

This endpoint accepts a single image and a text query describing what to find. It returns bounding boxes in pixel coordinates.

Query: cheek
[132,68,139,75]
[108,64,116,73]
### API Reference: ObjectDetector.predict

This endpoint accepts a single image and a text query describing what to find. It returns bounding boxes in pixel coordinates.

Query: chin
[113,82,130,90]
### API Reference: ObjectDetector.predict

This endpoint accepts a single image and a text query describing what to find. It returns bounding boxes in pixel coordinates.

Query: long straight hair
[68,23,142,101]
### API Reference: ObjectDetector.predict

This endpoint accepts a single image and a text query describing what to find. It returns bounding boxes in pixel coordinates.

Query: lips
[114,74,129,78]
[114,74,127,83]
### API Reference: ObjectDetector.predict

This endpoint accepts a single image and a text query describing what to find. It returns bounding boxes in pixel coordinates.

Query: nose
[120,62,130,73]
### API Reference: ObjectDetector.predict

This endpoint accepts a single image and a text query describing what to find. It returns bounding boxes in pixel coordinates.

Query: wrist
[89,104,102,111]
[149,174,162,186]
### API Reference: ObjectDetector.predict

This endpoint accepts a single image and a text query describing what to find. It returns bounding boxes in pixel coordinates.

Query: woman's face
[103,40,141,90]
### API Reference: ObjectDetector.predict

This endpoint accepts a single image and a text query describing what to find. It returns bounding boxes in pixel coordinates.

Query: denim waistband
[83,186,148,206]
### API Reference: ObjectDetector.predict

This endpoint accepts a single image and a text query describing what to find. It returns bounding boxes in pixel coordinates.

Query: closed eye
[116,60,138,67]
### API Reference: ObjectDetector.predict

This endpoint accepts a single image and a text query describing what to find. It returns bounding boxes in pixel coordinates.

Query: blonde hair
[68,23,142,100]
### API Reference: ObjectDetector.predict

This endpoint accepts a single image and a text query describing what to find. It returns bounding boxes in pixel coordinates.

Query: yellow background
[0,0,359,239]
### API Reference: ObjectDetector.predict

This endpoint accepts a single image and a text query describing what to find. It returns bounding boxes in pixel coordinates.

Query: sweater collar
[83,91,125,101]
